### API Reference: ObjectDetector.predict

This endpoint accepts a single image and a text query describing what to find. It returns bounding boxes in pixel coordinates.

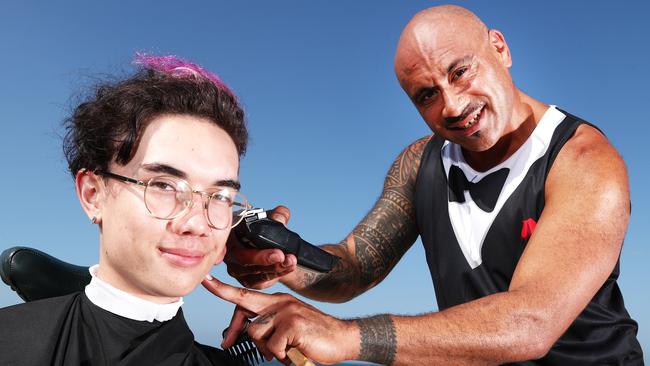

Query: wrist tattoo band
[356,314,397,365]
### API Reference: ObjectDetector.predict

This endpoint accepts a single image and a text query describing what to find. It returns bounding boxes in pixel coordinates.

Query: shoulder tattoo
[355,136,430,286]
[299,137,431,291]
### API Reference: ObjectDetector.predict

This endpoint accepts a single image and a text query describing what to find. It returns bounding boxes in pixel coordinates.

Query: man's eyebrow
[141,163,241,190]
[447,56,474,73]
[411,86,436,104]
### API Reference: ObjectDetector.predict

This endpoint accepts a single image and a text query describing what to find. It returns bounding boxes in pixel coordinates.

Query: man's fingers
[253,316,299,364]
[247,311,280,361]
[270,205,291,225]
[227,245,287,267]
[227,256,297,276]
[202,277,280,313]
[265,331,290,362]
[227,260,297,288]
[222,305,256,348]
[237,264,296,289]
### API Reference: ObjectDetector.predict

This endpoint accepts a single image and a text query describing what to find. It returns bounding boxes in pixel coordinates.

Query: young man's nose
[170,193,213,237]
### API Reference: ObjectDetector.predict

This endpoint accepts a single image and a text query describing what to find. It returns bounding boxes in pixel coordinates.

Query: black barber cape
[0,292,239,366]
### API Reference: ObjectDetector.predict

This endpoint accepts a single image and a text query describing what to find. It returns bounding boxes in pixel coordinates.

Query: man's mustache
[445,102,484,126]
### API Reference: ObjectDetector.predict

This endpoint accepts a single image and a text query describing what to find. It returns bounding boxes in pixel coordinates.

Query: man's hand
[202,277,358,365]
[224,205,298,289]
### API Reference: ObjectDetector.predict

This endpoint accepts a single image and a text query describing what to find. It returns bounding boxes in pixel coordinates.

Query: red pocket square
[521,218,537,240]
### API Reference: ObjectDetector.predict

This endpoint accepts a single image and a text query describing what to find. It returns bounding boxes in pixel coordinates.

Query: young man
[214,5,643,365]
[0,55,248,366]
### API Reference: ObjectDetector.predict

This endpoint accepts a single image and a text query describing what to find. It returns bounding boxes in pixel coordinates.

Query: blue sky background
[1,1,648,362]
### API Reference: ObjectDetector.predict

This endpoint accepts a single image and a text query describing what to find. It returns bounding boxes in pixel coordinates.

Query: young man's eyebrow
[141,163,187,179]
[141,163,241,190]
[217,179,241,190]
[447,56,474,73]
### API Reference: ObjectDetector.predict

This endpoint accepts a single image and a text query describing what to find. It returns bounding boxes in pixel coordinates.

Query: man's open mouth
[452,104,485,131]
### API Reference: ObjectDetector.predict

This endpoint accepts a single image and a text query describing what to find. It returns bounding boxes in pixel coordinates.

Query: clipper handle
[234,210,338,273]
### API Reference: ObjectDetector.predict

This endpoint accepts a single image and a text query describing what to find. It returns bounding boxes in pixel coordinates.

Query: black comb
[223,322,316,366]
[222,323,265,366]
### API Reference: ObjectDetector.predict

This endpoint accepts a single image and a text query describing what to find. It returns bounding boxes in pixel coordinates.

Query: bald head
[407,5,487,34]
[392,5,521,154]
[394,5,491,80]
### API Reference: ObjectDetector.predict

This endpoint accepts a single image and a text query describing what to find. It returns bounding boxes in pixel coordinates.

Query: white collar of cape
[84,264,184,322]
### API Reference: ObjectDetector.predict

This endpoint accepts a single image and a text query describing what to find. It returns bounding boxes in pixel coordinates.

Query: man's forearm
[280,241,366,302]
[354,291,559,366]
[281,138,427,302]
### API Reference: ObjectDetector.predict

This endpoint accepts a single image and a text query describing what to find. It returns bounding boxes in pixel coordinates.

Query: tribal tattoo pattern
[299,136,430,298]
[356,314,397,365]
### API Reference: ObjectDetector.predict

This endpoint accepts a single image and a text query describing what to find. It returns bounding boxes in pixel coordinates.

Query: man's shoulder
[403,135,433,156]
[558,114,625,174]
[547,112,628,207]
[384,135,434,192]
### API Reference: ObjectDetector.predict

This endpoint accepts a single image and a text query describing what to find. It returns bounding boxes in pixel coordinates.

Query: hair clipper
[233,208,339,273]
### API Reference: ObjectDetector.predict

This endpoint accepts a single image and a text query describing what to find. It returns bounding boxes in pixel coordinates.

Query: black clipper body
[233,208,339,273]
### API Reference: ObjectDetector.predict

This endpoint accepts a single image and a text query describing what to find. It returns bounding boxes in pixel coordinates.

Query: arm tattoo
[355,137,429,287]
[299,137,430,295]
[299,240,359,291]
[356,314,397,365]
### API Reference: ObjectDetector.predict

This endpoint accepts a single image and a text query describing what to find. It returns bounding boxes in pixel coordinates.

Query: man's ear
[76,170,104,224]
[488,29,512,68]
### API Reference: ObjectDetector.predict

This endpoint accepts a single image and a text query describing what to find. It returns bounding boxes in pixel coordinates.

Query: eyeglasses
[95,171,251,230]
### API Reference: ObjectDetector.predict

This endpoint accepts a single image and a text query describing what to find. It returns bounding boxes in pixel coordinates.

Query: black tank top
[414,107,643,365]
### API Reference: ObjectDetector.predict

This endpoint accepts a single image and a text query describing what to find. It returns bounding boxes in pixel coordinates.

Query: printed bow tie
[447,165,509,212]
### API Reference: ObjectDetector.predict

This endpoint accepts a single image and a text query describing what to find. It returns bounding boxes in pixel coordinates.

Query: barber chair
[1,246,91,302]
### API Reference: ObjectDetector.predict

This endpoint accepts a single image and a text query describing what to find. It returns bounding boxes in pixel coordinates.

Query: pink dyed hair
[133,53,234,96]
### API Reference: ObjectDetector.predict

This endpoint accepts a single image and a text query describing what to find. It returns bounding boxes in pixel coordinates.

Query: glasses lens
[207,189,249,229]
[144,177,190,219]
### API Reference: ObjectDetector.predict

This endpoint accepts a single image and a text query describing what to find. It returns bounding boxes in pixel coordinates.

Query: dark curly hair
[63,62,247,177]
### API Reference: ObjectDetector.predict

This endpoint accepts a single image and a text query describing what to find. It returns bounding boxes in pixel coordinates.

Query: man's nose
[441,89,466,119]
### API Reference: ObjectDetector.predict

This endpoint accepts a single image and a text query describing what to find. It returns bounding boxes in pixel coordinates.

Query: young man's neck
[86,265,184,322]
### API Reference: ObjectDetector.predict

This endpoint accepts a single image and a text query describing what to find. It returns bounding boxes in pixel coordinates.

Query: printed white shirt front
[441,106,566,268]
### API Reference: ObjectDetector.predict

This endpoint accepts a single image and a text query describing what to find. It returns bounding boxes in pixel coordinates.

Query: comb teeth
[223,325,265,366]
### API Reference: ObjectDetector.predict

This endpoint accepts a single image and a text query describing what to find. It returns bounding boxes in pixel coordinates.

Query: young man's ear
[76,170,103,224]
[488,29,512,68]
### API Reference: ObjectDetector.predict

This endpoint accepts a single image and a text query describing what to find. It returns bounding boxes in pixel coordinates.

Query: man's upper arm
[296,136,431,300]
[508,124,629,347]
[350,135,432,288]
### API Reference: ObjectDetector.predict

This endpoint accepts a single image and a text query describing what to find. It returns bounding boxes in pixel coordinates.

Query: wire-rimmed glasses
[95,171,250,230]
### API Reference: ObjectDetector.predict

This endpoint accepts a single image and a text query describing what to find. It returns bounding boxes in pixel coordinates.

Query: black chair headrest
[1,246,91,302]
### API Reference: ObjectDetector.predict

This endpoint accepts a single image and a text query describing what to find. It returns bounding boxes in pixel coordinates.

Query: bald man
[213,5,643,365]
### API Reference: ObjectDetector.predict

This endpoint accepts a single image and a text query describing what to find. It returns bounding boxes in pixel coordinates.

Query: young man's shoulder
[0,292,83,364]
[0,291,82,322]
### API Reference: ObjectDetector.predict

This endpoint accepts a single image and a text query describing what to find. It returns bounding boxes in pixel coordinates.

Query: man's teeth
[460,107,482,129]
